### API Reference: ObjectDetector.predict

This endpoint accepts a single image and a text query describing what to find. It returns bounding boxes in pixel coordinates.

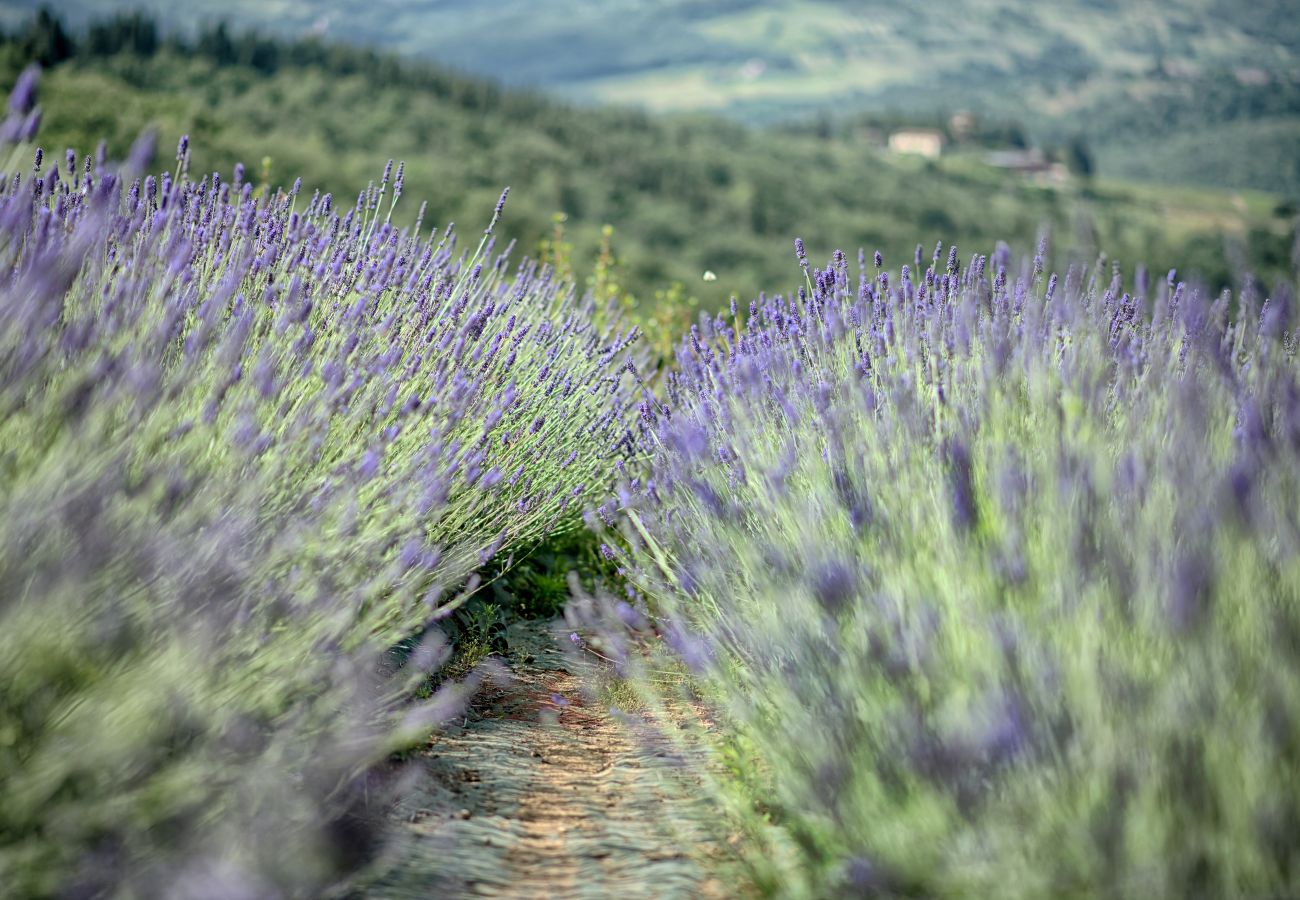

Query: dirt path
[364,621,733,899]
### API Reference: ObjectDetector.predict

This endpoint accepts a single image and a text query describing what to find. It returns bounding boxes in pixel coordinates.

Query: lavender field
[0,68,647,895]
[1,5,1299,899]
[581,236,1300,895]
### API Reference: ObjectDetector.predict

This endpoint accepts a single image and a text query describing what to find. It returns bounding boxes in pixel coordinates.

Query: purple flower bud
[125,130,156,174]
[399,539,423,570]
[946,439,978,532]
[8,66,39,115]
[486,187,510,234]
[614,601,644,629]
[843,858,883,892]
[1168,549,1214,633]
[662,623,712,674]
[11,107,40,142]
[812,560,858,615]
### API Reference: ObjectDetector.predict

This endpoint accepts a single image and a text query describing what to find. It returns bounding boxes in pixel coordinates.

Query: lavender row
[0,69,642,896]
[588,236,1300,896]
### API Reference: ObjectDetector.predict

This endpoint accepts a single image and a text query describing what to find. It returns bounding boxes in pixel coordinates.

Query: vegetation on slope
[5,0,1297,195]
[0,9,1294,319]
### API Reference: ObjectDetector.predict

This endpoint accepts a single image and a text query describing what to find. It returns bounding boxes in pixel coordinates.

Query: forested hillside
[5,0,1298,196]
[1,9,1294,311]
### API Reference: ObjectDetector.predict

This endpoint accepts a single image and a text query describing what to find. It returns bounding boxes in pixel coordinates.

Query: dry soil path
[364,621,734,899]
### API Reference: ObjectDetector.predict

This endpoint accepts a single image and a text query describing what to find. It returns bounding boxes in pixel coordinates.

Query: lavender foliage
[0,75,640,896]
[592,239,1300,897]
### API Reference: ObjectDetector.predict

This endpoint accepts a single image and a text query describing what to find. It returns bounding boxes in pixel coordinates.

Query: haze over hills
[7,1,1296,102]
[4,0,1299,196]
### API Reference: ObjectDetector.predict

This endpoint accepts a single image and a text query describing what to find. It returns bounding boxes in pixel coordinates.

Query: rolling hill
[4,0,1298,197]
[0,9,1294,322]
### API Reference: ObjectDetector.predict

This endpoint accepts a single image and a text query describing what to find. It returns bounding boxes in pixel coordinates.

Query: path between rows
[364,621,735,899]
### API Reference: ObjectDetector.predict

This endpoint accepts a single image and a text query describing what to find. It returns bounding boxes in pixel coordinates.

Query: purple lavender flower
[486,186,509,234]
[8,65,39,115]
[811,559,858,615]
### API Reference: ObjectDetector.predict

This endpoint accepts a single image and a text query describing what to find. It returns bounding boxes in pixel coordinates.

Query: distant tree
[812,112,833,141]
[1066,135,1095,179]
[21,7,75,67]
[236,33,281,74]
[196,23,235,66]
[86,13,159,58]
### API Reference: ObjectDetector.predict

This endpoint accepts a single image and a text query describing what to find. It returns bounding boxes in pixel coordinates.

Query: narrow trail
[365,621,733,899]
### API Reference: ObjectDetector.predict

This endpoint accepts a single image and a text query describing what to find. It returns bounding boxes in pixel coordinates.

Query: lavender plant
[588,238,1300,897]
[0,71,641,896]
